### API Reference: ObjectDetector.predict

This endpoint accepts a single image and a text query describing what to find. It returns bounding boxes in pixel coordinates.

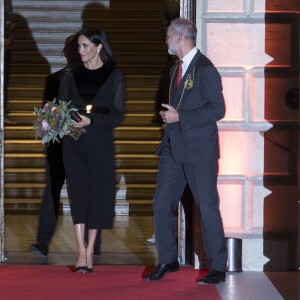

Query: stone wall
[195,0,299,271]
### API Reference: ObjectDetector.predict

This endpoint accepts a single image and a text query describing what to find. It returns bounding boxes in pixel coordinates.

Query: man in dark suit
[144,18,227,284]
[28,67,67,256]
[29,35,101,256]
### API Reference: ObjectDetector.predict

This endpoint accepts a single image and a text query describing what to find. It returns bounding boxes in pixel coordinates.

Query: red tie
[175,60,183,89]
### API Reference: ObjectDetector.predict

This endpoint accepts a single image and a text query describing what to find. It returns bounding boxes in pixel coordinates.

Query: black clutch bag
[70,111,82,122]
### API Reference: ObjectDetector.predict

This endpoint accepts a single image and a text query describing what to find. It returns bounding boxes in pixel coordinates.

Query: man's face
[166,27,178,56]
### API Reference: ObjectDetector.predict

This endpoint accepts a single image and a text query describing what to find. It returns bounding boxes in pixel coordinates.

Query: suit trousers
[153,142,228,271]
[37,142,65,246]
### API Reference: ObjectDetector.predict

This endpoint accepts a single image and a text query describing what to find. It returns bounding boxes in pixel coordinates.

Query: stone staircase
[5,0,173,215]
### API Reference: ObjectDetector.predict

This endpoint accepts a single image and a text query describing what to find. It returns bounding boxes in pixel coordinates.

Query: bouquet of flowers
[33,99,85,145]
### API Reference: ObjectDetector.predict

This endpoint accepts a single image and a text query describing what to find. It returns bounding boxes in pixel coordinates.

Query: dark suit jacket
[43,69,65,103]
[156,50,225,163]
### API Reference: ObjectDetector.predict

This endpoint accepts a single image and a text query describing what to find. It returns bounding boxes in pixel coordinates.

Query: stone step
[9,63,167,75]
[6,86,159,100]
[7,99,157,114]
[13,29,165,42]
[7,0,167,214]
[4,198,153,215]
[4,140,44,153]
[4,182,156,200]
[11,40,166,53]
[13,0,163,10]
[4,167,157,184]
[6,111,156,126]
[4,126,162,140]
[4,153,159,169]
[9,51,167,66]
[7,74,162,89]
[15,19,163,31]
[14,10,162,21]
[4,140,160,154]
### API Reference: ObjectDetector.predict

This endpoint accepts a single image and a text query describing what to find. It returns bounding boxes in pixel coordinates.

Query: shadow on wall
[263,6,300,271]
[4,12,51,121]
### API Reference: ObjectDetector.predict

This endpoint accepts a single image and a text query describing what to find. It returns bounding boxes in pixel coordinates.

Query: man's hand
[159,104,179,123]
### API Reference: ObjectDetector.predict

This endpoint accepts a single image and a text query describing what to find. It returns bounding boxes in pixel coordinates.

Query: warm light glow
[221,76,244,121]
[86,105,92,113]
[243,65,255,71]
[218,182,243,229]
[218,131,264,176]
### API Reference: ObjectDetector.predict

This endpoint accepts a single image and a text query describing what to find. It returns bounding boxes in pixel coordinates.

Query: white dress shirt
[181,47,198,78]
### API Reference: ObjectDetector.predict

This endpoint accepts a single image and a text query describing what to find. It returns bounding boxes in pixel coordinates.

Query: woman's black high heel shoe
[75,266,88,273]
[87,253,93,273]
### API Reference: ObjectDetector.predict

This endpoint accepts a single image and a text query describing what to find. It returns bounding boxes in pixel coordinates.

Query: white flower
[42,120,49,130]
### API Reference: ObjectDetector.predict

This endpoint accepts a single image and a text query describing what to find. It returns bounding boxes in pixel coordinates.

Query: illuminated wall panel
[206,0,244,12]
[205,23,272,67]
[219,131,264,175]
[221,75,244,121]
[218,182,243,229]
[249,73,265,121]
[218,180,268,233]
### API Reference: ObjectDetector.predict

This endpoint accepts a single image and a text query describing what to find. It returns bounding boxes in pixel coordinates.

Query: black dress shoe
[144,261,179,281]
[197,268,226,285]
[29,242,48,256]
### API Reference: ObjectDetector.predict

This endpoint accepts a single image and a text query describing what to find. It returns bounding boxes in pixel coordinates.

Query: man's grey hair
[169,18,197,43]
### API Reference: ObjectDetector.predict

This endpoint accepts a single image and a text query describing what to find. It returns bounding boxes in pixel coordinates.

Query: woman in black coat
[58,27,125,273]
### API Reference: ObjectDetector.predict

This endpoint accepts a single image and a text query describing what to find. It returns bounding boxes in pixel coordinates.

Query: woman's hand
[72,114,91,128]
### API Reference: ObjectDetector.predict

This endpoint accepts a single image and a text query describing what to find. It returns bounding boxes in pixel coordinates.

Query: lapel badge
[184,74,194,89]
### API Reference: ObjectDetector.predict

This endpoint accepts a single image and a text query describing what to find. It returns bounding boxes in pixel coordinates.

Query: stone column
[180,0,196,22]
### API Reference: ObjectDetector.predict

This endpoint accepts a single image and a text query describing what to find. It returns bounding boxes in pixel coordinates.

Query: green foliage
[33,99,85,146]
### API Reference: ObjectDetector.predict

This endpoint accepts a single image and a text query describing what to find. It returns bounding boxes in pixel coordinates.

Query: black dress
[58,63,125,229]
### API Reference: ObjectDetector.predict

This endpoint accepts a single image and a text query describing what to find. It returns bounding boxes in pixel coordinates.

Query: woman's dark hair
[76,27,115,64]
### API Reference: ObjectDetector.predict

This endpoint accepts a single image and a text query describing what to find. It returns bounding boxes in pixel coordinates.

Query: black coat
[58,65,125,229]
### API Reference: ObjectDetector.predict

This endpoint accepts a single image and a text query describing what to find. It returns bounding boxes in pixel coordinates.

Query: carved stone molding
[180,0,196,22]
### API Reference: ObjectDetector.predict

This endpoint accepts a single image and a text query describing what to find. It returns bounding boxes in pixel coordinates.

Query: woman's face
[78,34,102,64]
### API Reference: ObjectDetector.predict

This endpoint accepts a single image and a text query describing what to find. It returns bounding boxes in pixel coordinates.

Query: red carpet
[0,265,220,299]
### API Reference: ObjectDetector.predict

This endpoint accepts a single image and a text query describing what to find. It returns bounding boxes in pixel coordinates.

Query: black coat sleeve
[89,69,126,130]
